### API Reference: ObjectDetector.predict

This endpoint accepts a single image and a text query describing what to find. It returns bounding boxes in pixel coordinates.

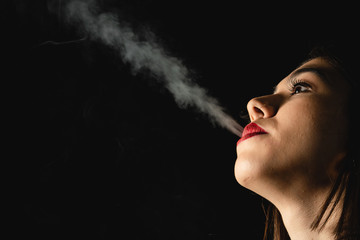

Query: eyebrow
[273,67,330,94]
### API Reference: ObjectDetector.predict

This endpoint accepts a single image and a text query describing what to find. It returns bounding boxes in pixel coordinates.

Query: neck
[273,186,341,240]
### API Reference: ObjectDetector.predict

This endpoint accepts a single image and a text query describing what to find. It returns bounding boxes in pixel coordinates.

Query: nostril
[254,106,265,117]
[254,107,263,114]
[249,107,264,121]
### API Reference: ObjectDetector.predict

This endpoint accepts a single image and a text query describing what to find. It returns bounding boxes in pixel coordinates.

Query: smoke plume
[63,0,243,136]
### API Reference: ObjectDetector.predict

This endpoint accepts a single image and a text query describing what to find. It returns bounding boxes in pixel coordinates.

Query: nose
[247,95,279,122]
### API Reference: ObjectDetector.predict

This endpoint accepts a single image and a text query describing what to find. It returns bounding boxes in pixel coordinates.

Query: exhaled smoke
[63,0,243,136]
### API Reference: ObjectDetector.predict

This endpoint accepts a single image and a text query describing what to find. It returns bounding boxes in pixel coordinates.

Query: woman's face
[234,57,350,199]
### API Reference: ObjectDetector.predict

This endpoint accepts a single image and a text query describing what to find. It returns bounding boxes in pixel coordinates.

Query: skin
[234,57,351,240]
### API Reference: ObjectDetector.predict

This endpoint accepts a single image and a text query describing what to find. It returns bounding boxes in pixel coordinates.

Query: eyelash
[288,79,312,95]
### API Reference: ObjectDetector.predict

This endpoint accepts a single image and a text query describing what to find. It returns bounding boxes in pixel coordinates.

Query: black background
[6,1,358,239]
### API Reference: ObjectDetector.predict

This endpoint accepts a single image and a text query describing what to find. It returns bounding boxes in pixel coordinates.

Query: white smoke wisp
[64,0,243,136]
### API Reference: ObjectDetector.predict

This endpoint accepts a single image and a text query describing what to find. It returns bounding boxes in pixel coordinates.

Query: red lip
[237,123,268,145]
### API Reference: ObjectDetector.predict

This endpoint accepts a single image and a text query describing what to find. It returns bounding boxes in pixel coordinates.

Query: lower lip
[237,132,267,145]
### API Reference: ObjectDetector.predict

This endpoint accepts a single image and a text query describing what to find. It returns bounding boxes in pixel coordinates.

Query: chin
[235,138,276,185]
[234,149,277,192]
[234,156,260,189]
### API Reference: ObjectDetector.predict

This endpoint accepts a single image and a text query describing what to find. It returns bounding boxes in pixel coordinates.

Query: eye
[289,80,312,95]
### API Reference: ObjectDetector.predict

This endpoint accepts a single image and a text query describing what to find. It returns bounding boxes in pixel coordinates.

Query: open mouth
[237,122,268,145]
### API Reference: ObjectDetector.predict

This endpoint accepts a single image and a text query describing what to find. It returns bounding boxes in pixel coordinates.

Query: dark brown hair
[263,42,360,240]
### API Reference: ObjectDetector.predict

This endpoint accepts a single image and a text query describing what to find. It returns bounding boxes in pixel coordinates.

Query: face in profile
[234,57,351,202]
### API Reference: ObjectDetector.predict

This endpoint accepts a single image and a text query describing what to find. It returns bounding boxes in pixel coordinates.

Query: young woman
[234,44,360,240]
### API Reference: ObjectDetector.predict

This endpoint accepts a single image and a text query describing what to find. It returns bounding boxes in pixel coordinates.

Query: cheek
[275,97,346,174]
[280,101,318,146]
[277,99,322,160]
